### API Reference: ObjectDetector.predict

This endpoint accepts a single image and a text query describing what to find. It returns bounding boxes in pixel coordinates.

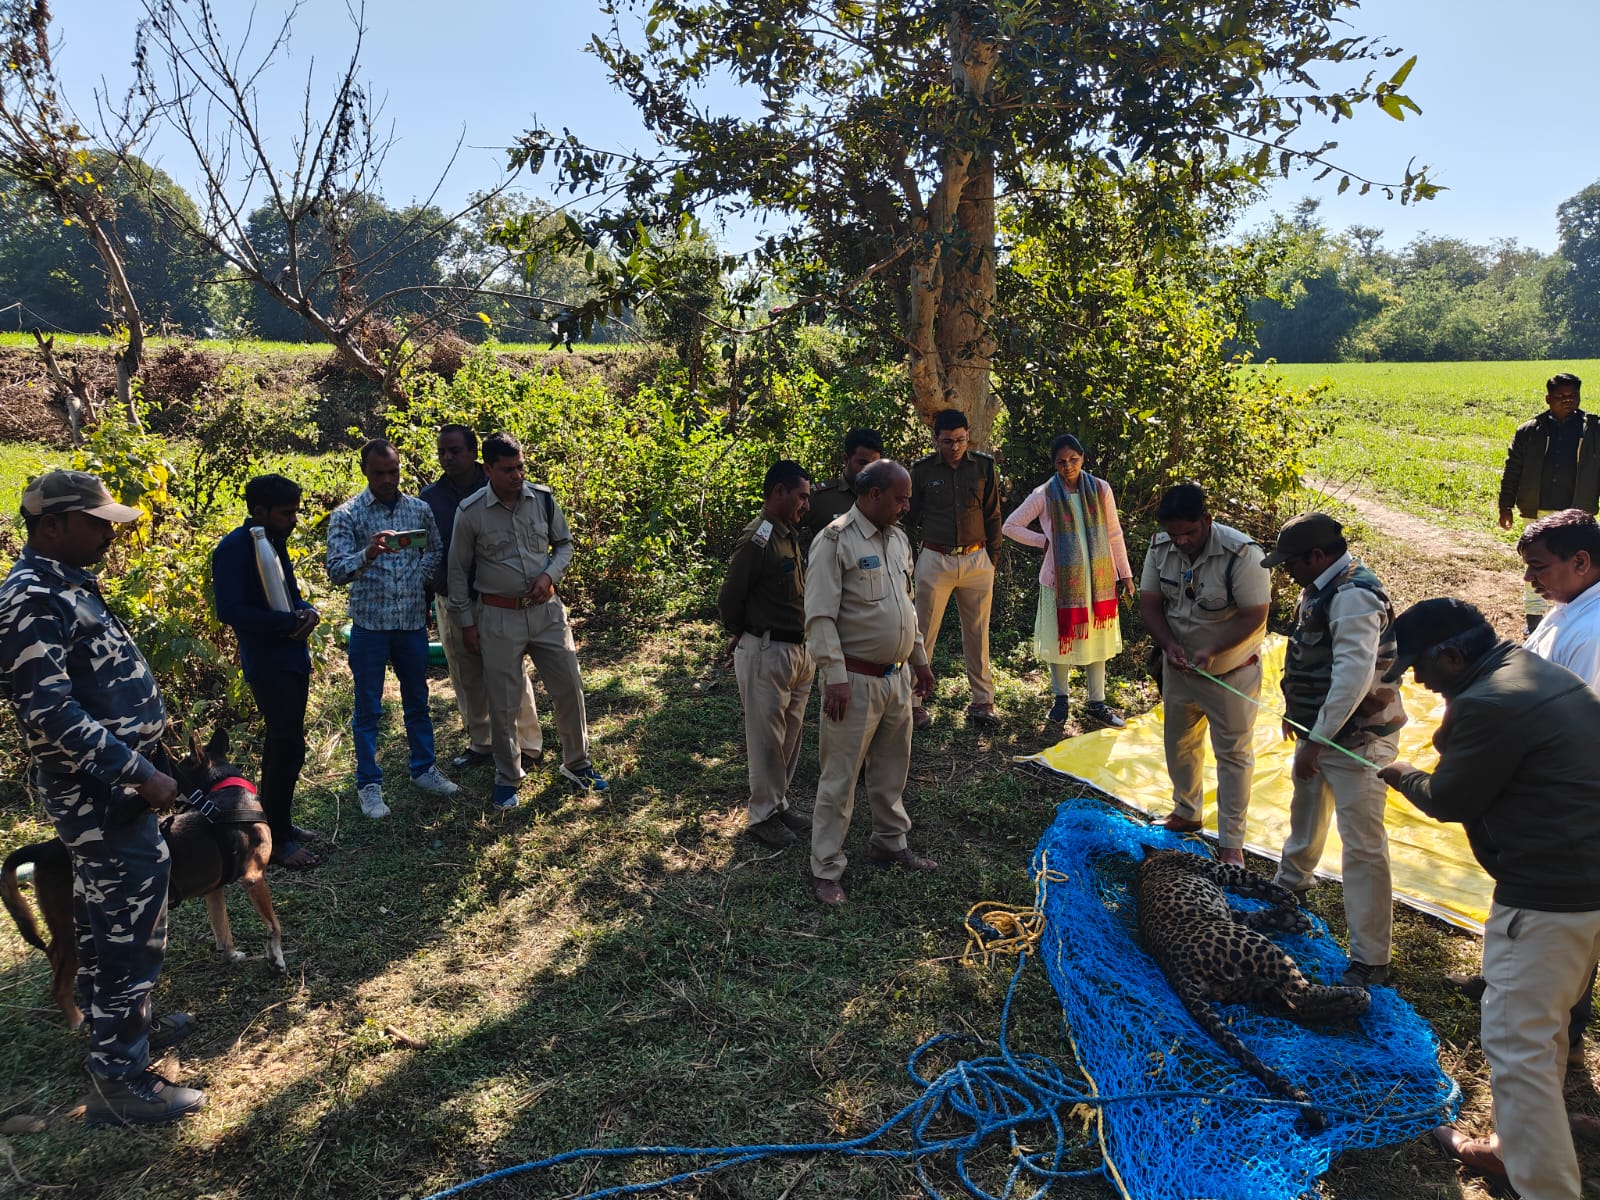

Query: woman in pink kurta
[1002,434,1134,726]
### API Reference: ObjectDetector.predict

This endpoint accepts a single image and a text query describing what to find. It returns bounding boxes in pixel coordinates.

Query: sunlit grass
[1266,359,1600,531]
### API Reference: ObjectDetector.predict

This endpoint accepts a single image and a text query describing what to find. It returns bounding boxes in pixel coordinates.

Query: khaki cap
[21,470,144,523]
[1260,512,1343,568]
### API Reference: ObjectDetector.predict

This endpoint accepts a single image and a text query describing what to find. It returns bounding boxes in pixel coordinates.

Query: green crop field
[1270,359,1600,529]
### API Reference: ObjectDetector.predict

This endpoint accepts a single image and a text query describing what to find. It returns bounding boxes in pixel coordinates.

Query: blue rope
[419,951,1455,1200]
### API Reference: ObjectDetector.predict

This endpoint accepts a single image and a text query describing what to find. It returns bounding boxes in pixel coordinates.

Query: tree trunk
[81,205,145,430]
[937,151,998,449]
[904,5,998,447]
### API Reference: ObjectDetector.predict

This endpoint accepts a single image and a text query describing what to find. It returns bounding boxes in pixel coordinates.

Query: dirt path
[1307,477,1525,639]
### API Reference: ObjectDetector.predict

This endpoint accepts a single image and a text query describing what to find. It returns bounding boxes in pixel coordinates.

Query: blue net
[1032,796,1460,1199]
[420,793,1459,1200]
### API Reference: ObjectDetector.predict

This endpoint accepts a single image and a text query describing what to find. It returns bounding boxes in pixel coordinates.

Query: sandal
[270,840,320,870]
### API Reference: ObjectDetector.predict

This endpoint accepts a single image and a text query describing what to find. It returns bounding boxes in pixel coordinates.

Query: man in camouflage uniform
[1263,512,1407,989]
[805,459,938,907]
[717,460,815,848]
[906,409,1002,729]
[804,428,883,548]
[0,471,206,1125]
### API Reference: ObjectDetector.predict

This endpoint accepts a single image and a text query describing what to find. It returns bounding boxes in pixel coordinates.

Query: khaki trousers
[437,599,541,756]
[1482,903,1600,1200]
[1162,659,1261,850]
[1274,732,1397,968]
[475,600,591,786]
[914,547,994,706]
[733,634,815,825]
[810,669,914,880]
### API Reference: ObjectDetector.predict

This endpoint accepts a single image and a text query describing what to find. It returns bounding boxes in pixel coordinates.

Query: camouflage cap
[21,470,144,523]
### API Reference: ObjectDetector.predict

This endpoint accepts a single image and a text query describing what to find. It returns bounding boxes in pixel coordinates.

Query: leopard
[1135,848,1372,1129]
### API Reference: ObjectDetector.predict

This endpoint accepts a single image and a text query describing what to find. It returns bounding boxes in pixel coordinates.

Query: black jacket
[1497,409,1600,519]
[1392,642,1600,912]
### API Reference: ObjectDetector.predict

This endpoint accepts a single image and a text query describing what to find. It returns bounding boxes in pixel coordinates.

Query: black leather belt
[750,629,804,644]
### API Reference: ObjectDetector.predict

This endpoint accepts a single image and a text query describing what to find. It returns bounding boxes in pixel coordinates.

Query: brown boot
[868,845,939,872]
[775,807,813,833]
[811,876,846,906]
[746,814,797,848]
[1431,1126,1505,1178]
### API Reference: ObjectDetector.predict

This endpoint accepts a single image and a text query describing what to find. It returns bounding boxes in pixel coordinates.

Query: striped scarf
[1048,471,1119,652]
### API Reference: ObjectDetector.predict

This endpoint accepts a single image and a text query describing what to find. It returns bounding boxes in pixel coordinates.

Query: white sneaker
[357,783,390,819]
[410,767,459,797]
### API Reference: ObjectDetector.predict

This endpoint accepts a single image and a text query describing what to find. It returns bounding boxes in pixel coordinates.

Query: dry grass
[0,609,1569,1200]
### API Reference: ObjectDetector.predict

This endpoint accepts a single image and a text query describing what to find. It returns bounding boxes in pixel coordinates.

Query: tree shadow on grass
[0,618,1488,1200]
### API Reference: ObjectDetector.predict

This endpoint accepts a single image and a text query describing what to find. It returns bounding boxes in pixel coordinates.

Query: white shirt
[1524,581,1600,690]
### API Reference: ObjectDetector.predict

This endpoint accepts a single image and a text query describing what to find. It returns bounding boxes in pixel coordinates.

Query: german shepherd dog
[1,728,285,1028]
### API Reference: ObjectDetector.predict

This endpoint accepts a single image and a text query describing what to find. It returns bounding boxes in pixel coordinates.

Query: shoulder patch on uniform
[1151,530,1172,546]
[531,482,553,494]
[912,451,939,466]
[822,525,842,542]
[752,519,773,547]
[970,448,995,462]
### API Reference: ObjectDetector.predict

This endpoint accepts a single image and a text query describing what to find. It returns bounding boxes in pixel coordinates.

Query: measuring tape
[1186,662,1383,771]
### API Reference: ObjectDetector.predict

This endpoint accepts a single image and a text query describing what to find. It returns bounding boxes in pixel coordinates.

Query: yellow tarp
[1017,635,1493,933]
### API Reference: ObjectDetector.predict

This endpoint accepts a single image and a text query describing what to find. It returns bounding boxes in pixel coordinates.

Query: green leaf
[1388,54,1417,88]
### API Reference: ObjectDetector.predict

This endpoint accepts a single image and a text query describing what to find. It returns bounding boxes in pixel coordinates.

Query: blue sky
[53,0,1600,254]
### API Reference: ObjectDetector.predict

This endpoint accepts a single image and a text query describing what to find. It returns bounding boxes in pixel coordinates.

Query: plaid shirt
[326,489,442,631]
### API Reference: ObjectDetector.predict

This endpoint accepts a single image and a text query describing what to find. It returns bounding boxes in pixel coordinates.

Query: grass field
[1274,359,1600,531]
[0,365,1586,1199]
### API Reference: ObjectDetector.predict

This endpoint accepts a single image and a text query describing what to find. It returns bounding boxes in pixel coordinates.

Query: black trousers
[248,670,310,845]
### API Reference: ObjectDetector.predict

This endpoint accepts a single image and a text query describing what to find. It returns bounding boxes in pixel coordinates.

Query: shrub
[390,340,912,614]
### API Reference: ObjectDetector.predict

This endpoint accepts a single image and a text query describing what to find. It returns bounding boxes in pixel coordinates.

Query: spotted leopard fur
[1136,849,1371,1128]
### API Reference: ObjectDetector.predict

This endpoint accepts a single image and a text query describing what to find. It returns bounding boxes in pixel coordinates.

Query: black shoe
[521,749,545,771]
[1081,700,1126,729]
[1046,695,1071,724]
[1342,961,1391,988]
[149,1012,194,1051]
[449,748,494,770]
[84,1068,206,1127]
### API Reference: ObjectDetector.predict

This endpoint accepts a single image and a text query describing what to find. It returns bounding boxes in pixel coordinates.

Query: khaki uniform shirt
[717,514,806,637]
[907,450,1002,558]
[805,505,928,686]
[1140,522,1269,675]
[446,482,573,627]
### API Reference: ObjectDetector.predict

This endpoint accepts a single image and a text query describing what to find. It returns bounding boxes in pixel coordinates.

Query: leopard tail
[1175,977,1327,1130]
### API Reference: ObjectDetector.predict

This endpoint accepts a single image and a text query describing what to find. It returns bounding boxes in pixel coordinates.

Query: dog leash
[1186,663,1383,771]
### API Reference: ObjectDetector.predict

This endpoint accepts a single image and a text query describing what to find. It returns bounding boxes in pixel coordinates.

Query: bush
[390,340,912,614]
[0,405,349,811]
